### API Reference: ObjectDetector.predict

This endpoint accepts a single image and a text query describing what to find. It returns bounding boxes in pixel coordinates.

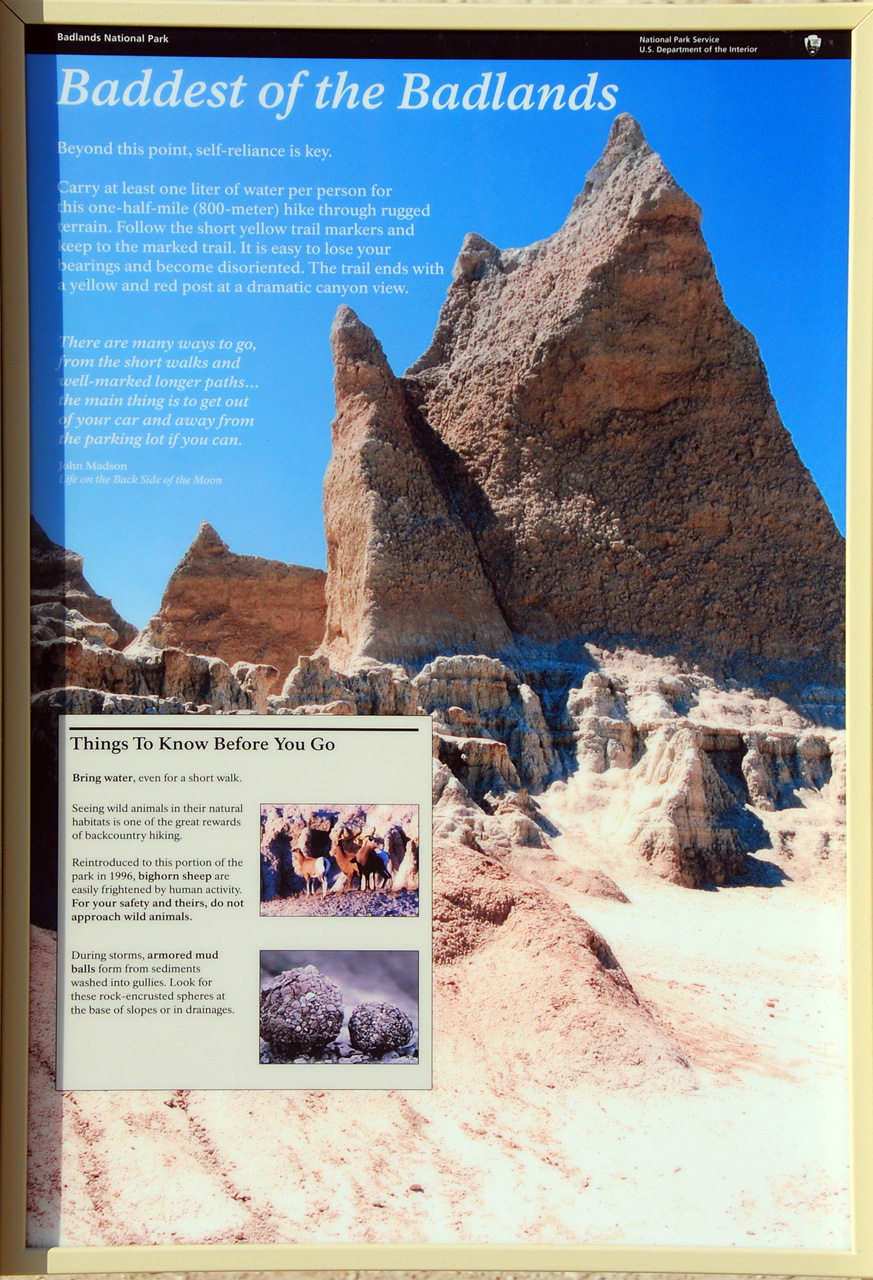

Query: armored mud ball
[348,1002,414,1056]
[259,966,344,1057]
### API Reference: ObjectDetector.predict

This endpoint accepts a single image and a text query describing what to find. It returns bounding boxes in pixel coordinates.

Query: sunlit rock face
[132,520,326,688]
[322,114,843,682]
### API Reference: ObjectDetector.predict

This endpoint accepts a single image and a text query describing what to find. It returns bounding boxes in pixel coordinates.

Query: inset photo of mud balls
[259,949,420,1065]
[259,803,419,918]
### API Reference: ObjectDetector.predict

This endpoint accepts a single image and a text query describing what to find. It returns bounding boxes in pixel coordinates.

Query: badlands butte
[31,115,845,1096]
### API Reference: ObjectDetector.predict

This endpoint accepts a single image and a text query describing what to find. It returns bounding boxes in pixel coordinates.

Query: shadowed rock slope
[31,517,136,648]
[322,309,512,668]
[322,114,844,681]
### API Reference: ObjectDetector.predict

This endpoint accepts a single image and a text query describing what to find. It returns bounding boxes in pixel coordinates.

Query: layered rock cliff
[322,114,844,680]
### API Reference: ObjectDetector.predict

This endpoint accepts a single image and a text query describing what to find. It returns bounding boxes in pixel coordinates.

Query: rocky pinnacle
[322,114,844,679]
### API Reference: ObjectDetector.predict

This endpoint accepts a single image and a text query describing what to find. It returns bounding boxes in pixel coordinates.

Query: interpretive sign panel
[57,715,432,1090]
[1,2,872,1274]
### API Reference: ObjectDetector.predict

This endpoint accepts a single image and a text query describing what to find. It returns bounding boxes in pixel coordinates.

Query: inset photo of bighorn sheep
[259,949,419,1065]
[260,803,419,916]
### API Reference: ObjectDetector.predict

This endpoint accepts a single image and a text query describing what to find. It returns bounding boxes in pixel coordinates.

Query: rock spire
[134,521,326,682]
[322,114,844,680]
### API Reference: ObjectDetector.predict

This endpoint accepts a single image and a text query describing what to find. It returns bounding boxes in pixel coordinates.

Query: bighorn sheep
[329,825,364,892]
[354,830,392,890]
[329,825,391,891]
[291,828,329,897]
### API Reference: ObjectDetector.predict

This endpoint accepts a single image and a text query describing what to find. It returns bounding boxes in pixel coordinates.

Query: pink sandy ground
[26,784,849,1252]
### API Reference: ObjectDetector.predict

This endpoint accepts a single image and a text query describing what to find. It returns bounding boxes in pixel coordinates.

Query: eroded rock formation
[31,523,845,894]
[321,308,512,667]
[31,518,136,648]
[133,521,326,687]
[432,840,692,1088]
[322,114,844,681]
[29,116,846,898]
[32,602,276,713]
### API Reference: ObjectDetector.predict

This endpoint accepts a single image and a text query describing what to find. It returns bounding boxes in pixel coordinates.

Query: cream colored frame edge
[1,2,871,1273]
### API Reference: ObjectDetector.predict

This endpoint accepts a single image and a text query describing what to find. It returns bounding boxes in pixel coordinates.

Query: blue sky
[28,52,851,629]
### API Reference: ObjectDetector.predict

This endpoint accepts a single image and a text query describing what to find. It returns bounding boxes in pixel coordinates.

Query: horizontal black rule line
[65,726,422,732]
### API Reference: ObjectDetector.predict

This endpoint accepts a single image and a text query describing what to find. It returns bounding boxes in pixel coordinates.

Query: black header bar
[26,26,852,61]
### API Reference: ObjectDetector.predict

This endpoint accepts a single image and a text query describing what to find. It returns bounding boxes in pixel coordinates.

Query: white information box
[57,714,432,1090]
